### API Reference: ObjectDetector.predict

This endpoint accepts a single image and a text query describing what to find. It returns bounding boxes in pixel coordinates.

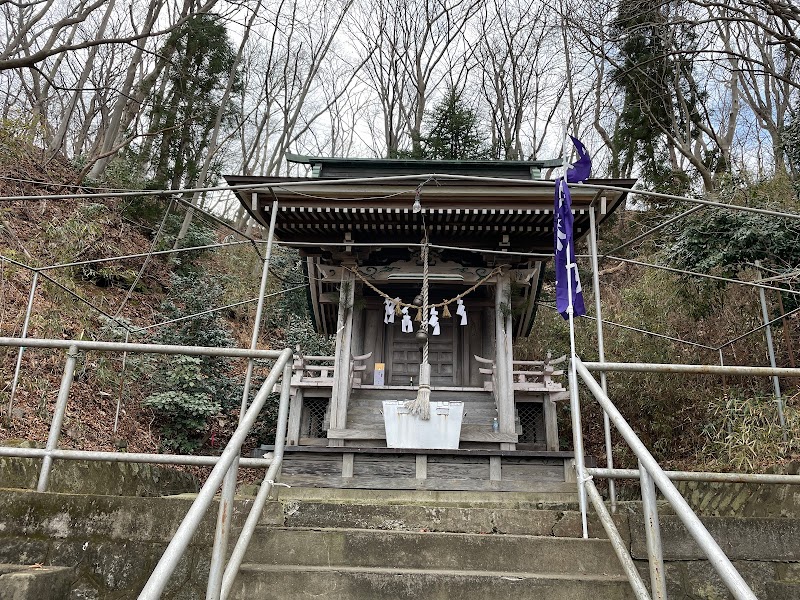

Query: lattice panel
[302,398,329,439]
[517,402,544,444]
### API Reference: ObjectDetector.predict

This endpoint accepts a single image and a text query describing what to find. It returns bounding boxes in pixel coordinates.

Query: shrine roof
[283,152,564,179]
[224,156,635,337]
[224,171,635,255]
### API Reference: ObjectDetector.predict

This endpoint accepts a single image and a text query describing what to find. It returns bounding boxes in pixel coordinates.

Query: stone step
[279,500,616,538]
[231,564,636,600]
[0,564,74,600]
[275,483,579,507]
[243,527,624,575]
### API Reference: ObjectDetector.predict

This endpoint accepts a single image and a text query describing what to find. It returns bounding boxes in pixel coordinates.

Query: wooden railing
[289,349,372,389]
[475,352,567,394]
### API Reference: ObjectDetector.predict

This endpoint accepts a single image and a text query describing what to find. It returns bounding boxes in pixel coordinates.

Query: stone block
[630,514,800,561]
[0,565,73,600]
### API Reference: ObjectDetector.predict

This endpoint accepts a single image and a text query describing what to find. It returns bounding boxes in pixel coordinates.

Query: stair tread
[256,525,610,543]
[238,563,630,582]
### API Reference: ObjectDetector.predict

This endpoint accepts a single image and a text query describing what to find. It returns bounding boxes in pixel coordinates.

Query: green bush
[144,272,240,452]
[143,356,220,453]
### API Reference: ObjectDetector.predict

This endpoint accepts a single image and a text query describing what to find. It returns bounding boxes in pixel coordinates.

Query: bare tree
[473,0,566,160]
[237,0,362,176]
[352,0,481,157]
[0,0,223,71]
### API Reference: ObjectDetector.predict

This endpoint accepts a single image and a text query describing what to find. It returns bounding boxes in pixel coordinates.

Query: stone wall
[0,442,198,496]
[0,490,282,599]
[627,511,800,599]
[676,464,800,518]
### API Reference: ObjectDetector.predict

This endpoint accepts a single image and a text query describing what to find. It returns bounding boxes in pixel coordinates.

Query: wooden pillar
[342,453,354,478]
[286,349,304,445]
[495,273,516,450]
[415,455,427,479]
[287,388,303,445]
[544,396,559,451]
[489,456,502,481]
[328,268,356,447]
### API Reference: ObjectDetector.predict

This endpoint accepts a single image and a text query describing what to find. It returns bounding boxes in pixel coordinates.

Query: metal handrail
[0,336,285,359]
[0,446,273,468]
[138,347,293,599]
[587,467,800,485]
[572,356,758,600]
[583,478,650,600]
[220,361,292,599]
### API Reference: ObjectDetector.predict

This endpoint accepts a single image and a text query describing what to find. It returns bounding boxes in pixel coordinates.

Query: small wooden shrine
[226,156,633,492]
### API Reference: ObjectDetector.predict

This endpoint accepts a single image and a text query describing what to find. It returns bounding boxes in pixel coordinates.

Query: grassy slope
[0,143,264,461]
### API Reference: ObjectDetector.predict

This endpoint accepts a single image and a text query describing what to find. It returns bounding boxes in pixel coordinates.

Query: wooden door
[387,320,456,386]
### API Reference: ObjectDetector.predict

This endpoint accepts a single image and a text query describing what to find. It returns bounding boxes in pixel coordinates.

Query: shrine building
[225,155,634,494]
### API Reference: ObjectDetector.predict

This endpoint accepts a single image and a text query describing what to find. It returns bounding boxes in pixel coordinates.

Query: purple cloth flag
[566,135,591,183]
[554,137,591,319]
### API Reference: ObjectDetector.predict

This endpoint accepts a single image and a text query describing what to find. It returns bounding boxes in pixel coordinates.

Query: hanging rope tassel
[406,237,431,420]
[442,303,451,319]
[414,307,423,322]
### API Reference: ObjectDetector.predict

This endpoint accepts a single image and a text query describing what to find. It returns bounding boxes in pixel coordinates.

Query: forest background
[1,0,800,476]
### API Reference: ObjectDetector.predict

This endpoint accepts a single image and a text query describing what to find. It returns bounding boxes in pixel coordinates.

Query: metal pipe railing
[588,205,617,509]
[583,360,800,377]
[6,271,38,418]
[137,347,293,600]
[583,479,650,600]
[0,337,284,359]
[0,446,273,468]
[587,467,800,485]
[639,459,667,599]
[37,345,78,491]
[219,361,293,600]
[206,198,281,600]
[573,356,758,600]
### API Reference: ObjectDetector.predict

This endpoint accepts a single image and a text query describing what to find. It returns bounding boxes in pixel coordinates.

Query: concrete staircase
[230,490,636,600]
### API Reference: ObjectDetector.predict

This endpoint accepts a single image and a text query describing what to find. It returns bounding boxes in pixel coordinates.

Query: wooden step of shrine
[328,425,520,442]
[349,387,494,403]
[255,446,586,494]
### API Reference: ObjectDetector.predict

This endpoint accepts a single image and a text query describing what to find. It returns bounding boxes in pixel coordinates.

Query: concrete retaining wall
[0,490,282,599]
[0,442,198,497]
[0,489,797,600]
[676,474,800,518]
